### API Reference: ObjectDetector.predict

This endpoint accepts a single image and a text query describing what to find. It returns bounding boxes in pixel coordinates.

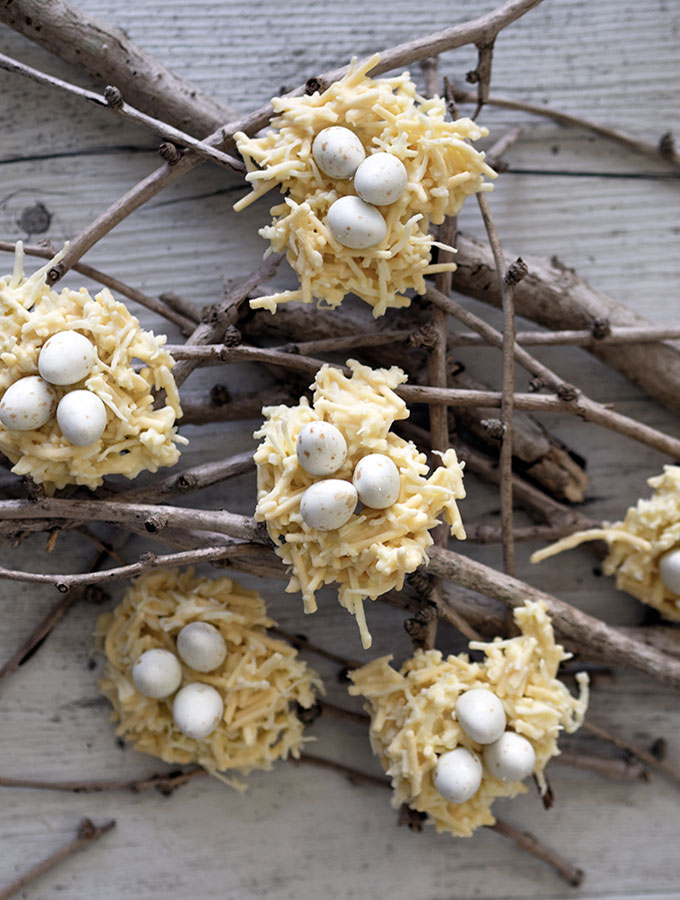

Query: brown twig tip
[481,417,505,440]
[46,264,64,285]
[398,803,428,832]
[489,818,584,887]
[658,131,676,159]
[103,85,123,108]
[0,817,116,900]
[209,384,232,406]
[505,257,528,285]
[556,383,578,402]
[158,141,182,164]
[591,317,611,340]
[410,322,439,349]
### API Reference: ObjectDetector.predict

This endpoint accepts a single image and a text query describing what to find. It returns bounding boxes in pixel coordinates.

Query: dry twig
[0,52,245,173]
[0,818,115,900]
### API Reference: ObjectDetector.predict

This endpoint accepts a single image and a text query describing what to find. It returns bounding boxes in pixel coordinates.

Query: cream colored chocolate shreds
[234,55,495,317]
[254,360,466,649]
[349,601,588,837]
[532,465,680,621]
[0,244,184,490]
[97,569,322,789]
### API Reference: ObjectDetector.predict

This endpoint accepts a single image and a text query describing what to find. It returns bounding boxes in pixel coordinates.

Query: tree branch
[452,87,680,171]
[0,241,195,333]
[0,52,245,173]
[0,0,236,133]
[0,818,115,900]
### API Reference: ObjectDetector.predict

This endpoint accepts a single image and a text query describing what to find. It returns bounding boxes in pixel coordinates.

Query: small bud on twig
[505,257,528,286]
[103,85,123,109]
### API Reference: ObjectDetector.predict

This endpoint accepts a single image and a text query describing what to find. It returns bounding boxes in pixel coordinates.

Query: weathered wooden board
[0,1,679,897]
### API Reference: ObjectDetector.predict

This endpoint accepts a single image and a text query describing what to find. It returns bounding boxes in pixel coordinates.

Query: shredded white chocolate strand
[234,55,495,316]
[254,360,466,649]
[0,243,184,490]
[349,601,588,837]
[97,569,322,789]
[532,465,680,621]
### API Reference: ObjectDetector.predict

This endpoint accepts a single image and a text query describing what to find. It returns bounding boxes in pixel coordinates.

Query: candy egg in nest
[96,569,322,786]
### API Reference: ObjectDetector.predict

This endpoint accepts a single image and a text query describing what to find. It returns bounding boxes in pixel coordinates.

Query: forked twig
[0,818,115,900]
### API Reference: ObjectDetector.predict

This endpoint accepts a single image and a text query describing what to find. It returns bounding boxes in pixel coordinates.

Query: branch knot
[556,383,578,402]
[591,317,611,340]
[505,257,528,286]
[103,85,124,109]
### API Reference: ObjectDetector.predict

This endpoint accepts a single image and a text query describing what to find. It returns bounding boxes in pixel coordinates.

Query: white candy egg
[132,648,182,699]
[177,622,227,673]
[354,152,408,206]
[56,390,107,446]
[38,331,96,386]
[659,548,680,594]
[296,421,347,475]
[173,683,224,740]
[327,196,387,250]
[455,688,506,744]
[300,479,357,531]
[352,453,400,509]
[0,376,56,431]
[433,747,482,804]
[312,126,365,179]
[484,731,536,782]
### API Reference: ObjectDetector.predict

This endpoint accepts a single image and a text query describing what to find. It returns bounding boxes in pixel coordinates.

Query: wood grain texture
[0,1,679,898]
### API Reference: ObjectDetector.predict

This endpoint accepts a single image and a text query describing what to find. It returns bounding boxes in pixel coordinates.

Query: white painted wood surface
[0,1,679,897]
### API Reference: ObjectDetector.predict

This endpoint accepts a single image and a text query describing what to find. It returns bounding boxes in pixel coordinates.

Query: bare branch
[0,0,236,134]
[0,53,245,173]
[0,818,115,900]
[452,87,680,171]
[488,819,583,887]
[0,241,195,333]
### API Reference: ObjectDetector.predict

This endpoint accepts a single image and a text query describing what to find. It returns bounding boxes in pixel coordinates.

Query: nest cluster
[234,54,495,316]
[253,360,466,648]
[349,601,589,837]
[533,466,680,621]
[0,246,184,490]
[97,569,322,787]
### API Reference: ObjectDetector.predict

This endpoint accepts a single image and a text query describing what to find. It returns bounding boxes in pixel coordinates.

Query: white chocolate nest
[234,55,495,317]
[0,245,184,490]
[349,602,589,837]
[532,465,680,621]
[97,569,322,787]
[253,360,466,649]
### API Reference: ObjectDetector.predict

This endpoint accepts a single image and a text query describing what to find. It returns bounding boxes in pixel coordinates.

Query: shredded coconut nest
[532,465,680,621]
[0,244,184,490]
[349,601,588,837]
[253,360,466,649]
[97,569,322,787]
[234,54,495,317]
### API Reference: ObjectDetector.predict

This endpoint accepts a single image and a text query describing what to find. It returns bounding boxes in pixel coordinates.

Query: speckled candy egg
[0,375,56,431]
[484,732,536,782]
[296,421,347,476]
[38,331,96,386]
[433,747,483,804]
[177,622,227,673]
[455,688,507,744]
[659,548,680,594]
[132,648,182,699]
[300,479,357,531]
[354,152,408,206]
[172,683,224,740]
[312,126,365,179]
[352,453,400,509]
[56,390,107,446]
[327,196,387,250]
